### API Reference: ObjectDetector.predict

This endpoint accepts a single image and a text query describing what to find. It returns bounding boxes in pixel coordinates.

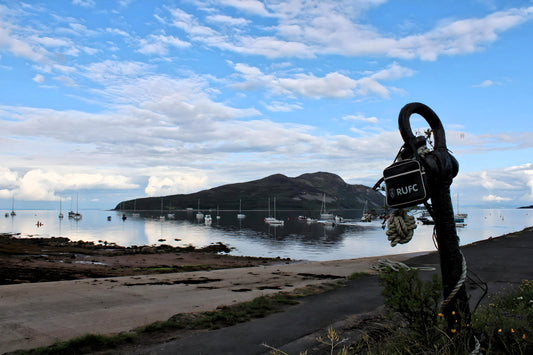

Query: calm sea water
[1,208,532,261]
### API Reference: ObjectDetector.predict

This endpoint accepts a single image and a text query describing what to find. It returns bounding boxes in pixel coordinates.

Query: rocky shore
[0,233,290,285]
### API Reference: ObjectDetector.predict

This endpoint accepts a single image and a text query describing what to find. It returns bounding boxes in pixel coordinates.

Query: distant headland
[114,172,385,212]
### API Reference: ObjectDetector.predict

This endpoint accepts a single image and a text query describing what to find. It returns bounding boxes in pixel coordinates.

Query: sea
[1,208,532,261]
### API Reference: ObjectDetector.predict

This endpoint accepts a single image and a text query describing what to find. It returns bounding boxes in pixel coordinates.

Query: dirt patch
[0,233,292,285]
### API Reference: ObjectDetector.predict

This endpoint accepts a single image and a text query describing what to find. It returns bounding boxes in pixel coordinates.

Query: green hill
[114,172,385,212]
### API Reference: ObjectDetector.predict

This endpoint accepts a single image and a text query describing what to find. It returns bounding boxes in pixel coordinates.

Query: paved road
[136,227,533,355]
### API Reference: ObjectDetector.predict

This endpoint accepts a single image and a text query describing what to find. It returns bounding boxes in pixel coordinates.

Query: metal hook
[398,102,447,153]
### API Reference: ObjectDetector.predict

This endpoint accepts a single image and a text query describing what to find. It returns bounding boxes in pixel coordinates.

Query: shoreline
[0,234,291,285]
[1,226,532,353]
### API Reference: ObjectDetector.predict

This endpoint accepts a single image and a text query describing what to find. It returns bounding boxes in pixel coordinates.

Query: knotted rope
[385,208,417,247]
[371,259,436,272]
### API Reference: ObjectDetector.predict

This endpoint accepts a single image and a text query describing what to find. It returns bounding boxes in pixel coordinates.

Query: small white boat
[360,200,372,222]
[131,200,140,217]
[265,217,284,226]
[454,194,468,219]
[264,197,284,225]
[237,199,246,219]
[319,194,334,220]
[196,199,204,220]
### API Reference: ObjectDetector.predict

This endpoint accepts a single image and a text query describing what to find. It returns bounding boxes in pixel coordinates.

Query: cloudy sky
[0,0,532,211]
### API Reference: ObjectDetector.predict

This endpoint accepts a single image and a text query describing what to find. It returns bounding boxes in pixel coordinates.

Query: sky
[0,0,532,211]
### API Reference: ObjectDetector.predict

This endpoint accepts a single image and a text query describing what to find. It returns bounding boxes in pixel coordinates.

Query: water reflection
[1,208,532,261]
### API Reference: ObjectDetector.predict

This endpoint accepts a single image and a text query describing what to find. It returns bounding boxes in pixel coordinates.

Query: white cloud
[33,74,45,84]
[232,62,413,99]
[206,14,250,27]
[137,34,190,56]
[278,72,356,98]
[0,168,138,201]
[343,114,378,124]
[474,79,494,87]
[454,164,533,207]
[72,0,95,8]
[263,101,302,112]
[161,4,533,61]
[0,25,49,63]
[482,194,512,202]
[144,169,209,196]
[218,0,272,17]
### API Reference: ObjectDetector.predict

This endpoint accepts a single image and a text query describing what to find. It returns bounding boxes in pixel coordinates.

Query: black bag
[383,160,429,208]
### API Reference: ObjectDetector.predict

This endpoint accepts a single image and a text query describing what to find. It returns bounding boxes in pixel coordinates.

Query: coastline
[0,234,289,285]
[1,226,532,353]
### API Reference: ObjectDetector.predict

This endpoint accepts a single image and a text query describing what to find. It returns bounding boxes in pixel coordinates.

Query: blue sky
[0,0,532,210]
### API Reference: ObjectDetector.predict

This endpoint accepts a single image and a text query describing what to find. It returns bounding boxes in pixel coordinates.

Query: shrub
[379,268,443,338]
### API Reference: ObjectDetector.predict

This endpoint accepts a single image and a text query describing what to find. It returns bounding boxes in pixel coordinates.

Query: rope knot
[385,209,417,246]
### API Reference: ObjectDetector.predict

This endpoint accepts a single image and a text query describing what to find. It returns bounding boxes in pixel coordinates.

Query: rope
[385,209,417,247]
[440,251,467,312]
[371,259,436,272]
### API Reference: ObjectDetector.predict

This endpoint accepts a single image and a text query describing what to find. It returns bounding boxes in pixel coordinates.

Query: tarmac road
[135,227,533,355]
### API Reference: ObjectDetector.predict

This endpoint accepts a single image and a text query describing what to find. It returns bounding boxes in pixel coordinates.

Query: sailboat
[68,193,82,220]
[157,198,165,221]
[58,199,64,219]
[10,195,16,216]
[319,194,334,220]
[196,199,204,220]
[132,200,140,218]
[360,200,372,222]
[237,199,246,219]
[454,194,468,219]
[264,197,284,225]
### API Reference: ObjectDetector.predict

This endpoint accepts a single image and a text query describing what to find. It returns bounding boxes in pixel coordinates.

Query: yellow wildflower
[498,329,502,333]
[451,329,456,333]
[438,313,444,317]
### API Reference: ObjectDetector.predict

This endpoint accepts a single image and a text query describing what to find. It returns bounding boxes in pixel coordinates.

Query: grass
[346,271,533,354]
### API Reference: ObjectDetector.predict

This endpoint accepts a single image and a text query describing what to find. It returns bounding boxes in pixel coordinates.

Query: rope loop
[385,208,417,247]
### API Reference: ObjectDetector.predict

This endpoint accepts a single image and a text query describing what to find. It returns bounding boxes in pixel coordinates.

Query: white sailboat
[158,198,165,221]
[69,193,82,220]
[319,194,334,221]
[454,194,468,219]
[196,199,204,220]
[264,197,284,225]
[132,199,140,218]
[237,199,246,219]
